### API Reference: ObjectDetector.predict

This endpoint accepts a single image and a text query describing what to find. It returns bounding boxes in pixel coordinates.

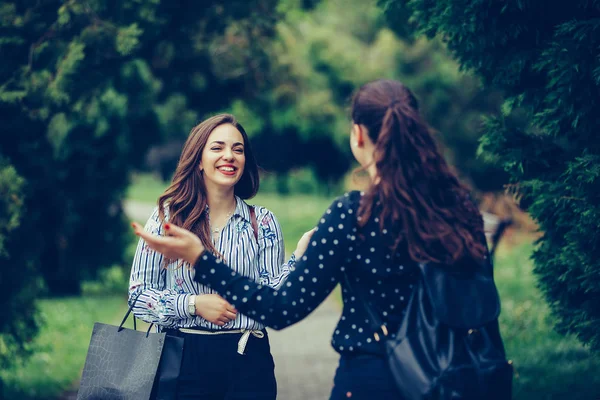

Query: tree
[385,0,600,350]
[0,0,280,296]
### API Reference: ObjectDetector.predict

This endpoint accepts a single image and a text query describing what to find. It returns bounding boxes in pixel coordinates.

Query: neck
[367,164,378,182]
[363,149,378,182]
[205,185,237,215]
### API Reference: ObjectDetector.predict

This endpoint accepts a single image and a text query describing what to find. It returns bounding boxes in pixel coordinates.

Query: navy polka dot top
[194,191,420,355]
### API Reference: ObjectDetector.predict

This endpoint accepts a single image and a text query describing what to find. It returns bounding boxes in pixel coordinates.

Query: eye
[234,148,244,154]
[211,146,222,151]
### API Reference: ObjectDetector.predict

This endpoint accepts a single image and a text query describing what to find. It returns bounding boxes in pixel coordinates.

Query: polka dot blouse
[194,191,420,355]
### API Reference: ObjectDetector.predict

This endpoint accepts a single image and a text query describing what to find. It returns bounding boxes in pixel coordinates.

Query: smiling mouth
[217,166,237,175]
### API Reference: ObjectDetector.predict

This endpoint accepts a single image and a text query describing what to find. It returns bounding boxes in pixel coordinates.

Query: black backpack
[344,260,513,399]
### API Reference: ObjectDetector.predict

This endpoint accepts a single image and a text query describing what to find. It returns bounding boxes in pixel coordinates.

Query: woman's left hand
[132,222,205,265]
[293,227,317,260]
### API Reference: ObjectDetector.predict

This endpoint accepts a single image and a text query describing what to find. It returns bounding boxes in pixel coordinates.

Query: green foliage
[388,0,600,350]
[0,158,40,388]
[236,0,506,192]
[494,242,600,399]
[0,159,24,256]
[81,265,130,296]
[0,0,280,297]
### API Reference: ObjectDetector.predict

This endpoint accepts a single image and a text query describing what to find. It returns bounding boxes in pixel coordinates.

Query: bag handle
[118,300,137,332]
[119,294,155,336]
[249,205,258,241]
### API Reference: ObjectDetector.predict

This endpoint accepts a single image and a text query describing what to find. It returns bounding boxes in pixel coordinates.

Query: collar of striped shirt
[204,196,252,223]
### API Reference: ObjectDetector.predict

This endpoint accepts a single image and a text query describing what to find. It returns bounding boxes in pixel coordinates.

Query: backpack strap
[249,205,258,242]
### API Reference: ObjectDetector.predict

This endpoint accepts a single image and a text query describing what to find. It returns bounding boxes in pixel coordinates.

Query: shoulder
[244,203,282,241]
[247,203,280,226]
[327,191,363,213]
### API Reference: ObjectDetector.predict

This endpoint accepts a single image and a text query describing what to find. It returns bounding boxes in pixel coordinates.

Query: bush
[0,158,40,392]
[386,0,600,350]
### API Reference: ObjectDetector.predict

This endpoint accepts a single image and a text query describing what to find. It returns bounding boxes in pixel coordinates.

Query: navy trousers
[329,354,402,400]
[174,330,276,400]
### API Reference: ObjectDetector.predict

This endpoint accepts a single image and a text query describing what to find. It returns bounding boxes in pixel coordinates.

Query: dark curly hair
[351,80,486,265]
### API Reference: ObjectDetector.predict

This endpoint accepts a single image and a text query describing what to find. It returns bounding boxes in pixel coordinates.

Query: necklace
[210,209,234,235]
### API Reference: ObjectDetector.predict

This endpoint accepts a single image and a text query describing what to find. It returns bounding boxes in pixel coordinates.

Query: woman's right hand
[194,294,237,326]
[132,221,205,265]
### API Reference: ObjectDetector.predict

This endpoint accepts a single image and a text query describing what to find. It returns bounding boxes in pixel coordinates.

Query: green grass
[126,173,168,204]
[494,242,600,399]
[1,295,130,400]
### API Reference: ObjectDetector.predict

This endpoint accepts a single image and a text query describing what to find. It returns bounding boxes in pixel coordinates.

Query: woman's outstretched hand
[131,221,205,265]
[293,227,317,259]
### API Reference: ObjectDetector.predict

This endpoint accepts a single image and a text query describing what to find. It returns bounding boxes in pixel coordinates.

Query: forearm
[194,250,337,330]
[128,286,193,327]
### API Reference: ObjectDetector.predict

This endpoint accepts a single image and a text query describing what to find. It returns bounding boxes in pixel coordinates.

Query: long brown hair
[351,80,486,266]
[157,114,259,258]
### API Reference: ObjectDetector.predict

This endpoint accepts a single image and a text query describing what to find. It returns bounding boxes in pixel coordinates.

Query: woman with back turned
[134,80,502,399]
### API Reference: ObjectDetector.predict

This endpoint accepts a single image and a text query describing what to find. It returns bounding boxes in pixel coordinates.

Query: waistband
[177,327,266,355]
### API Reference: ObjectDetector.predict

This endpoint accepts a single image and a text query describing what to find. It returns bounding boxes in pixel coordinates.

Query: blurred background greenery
[1,0,598,398]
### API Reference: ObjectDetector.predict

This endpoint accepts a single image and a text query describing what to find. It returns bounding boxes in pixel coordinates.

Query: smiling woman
[128,114,292,400]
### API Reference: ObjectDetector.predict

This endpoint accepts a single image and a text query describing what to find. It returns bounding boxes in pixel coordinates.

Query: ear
[353,124,365,147]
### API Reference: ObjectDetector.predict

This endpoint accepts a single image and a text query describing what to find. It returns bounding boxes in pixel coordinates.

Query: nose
[222,147,234,161]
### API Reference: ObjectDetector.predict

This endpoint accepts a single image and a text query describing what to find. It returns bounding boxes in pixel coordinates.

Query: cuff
[287,253,297,270]
[175,293,194,319]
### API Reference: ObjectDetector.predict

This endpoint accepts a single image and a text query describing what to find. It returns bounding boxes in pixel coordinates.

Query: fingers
[132,222,158,246]
[163,222,191,238]
[224,310,237,320]
[225,304,237,313]
[305,227,317,238]
[131,221,184,259]
[134,229,168,253]
[215,313,237,324]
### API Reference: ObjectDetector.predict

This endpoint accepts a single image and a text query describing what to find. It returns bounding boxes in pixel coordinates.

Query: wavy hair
[351,80,486,265]
[157,114,259,259]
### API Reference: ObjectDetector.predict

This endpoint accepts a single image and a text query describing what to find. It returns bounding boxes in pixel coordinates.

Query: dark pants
[174,330,276,400]
[329,354,402,400]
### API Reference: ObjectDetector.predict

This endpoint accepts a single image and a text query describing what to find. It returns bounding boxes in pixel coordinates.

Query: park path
[267,297,340,400]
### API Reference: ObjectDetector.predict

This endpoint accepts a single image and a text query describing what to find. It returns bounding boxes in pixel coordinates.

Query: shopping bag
[77,300,183,400]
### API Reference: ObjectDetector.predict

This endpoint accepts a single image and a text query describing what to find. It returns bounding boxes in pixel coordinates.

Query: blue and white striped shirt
[128,196,289,330]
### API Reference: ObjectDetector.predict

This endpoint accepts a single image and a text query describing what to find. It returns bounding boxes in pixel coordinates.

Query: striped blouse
[128,196,289,330]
